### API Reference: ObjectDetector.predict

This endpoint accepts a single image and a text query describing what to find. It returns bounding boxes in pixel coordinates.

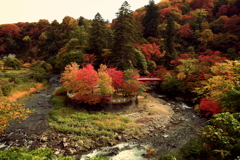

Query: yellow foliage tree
[0,102,32,134]
[98,64,115,95]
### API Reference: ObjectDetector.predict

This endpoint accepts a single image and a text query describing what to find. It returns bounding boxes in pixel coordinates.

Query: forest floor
[0,75,207,159]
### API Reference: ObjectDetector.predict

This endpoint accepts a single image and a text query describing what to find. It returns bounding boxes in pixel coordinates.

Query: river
[0,75,207,159]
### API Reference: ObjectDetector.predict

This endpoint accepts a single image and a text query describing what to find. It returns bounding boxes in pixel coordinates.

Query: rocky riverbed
[80,94,207,159]
[0,74,61,150]
[0,76,207,159]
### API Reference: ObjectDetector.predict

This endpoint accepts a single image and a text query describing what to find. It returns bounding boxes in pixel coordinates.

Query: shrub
[2,83,13,96]
[200,97,221,117]
[53,86,67,96]
[220,85,240,112]
[4,57,22,70]
[158,138,211,160]
[203,112,240,159]
[31,61,52,82]
[61,50,84,71]
[14,78,23,84]
[32,60,53,73]
[161,73,187,93]
[32,67,49,82]
[179,137,211,160]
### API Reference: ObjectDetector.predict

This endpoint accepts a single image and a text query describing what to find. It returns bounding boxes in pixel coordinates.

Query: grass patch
[48,95,141,144]
[0,147,74,160]
[0,69,48,103]
[0,69,31,78]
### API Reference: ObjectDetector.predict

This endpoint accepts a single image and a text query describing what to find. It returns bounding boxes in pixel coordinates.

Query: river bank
[0,74,60,150]
[0,75,207,159]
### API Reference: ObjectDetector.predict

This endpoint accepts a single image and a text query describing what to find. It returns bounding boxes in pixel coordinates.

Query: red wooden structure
[137,76,162,81]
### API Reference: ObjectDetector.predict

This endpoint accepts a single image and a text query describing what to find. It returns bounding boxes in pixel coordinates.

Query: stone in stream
[40,136,48,142]
[67,148,77,155]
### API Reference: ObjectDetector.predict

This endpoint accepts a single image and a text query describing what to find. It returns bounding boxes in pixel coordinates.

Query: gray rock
[67,148,77,155]
[54,149,61,155]
[40,136,48,142]
[117,135,122,140]
[63,142,68,148]
[78,140,84,145]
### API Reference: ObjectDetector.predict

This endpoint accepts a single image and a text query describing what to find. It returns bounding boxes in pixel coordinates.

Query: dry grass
[7,83,44,102]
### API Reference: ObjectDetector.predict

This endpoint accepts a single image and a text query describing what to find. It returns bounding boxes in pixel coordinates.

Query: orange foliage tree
[134,43,164,62]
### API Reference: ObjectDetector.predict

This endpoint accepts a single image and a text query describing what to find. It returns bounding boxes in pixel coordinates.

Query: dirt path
[0,74,60,150]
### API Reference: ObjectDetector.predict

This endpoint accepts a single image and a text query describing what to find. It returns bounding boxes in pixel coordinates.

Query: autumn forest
[1,0,240,159]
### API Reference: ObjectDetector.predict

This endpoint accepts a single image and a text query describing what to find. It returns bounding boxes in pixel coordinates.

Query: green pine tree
[164,15,177,69]
[78,16,85,26]
[112,1,143,70]
[143,0,159,39]
[89,13,112,65]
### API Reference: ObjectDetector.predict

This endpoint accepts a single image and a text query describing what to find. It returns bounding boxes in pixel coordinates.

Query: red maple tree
[200,97,221,116]
[177,24,194,38]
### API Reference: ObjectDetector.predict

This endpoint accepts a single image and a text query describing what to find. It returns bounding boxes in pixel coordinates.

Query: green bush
[61,50,84,71]
[32,60,53,73]
[220,85,240,112]
[32,67,49,82]
[4,57,22,70]
[179,138,210,160]
[31,60,53,82]
[203,112,240,159]
[53,86,67,96]
[158,138,210,160]
[2,82,13,96]
[51,95,68,109]
[160,73,187,94]
[14,78,23,84]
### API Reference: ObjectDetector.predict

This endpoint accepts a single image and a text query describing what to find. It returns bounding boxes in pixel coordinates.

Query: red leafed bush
[200,97,221,116]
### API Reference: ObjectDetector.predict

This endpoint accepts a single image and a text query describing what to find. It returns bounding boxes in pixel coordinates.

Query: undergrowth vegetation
[158,112,240,160]
[0,147,74,160]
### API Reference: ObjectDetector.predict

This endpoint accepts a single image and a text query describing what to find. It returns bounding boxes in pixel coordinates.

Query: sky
[1,0,155,25]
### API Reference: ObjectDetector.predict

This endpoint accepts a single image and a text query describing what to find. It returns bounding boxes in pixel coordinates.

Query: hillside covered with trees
[1,0,240,159]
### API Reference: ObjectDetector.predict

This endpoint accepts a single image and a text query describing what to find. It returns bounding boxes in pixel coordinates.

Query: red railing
[137,76,162,81]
